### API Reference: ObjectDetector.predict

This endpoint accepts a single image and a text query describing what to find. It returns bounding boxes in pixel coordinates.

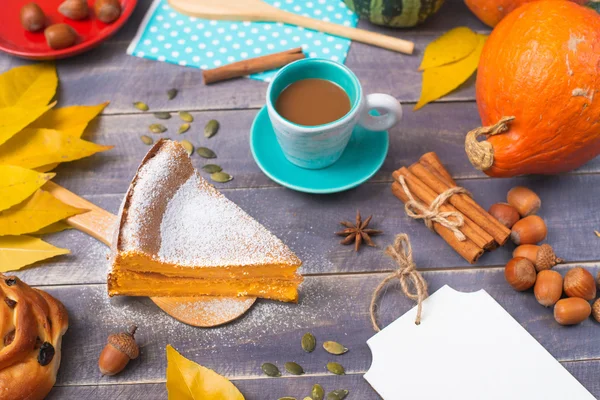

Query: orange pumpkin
[465,1,600,177]
[464,0,587,27]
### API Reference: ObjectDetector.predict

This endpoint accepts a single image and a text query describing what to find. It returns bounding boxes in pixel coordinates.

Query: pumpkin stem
[465,116,515,171]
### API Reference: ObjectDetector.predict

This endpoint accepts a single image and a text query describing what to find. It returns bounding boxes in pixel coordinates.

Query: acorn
[534,270,563,307]
[507,186,541,217]
[592,299,600,323]
[554,297,591,326]
[44,23,78,50]
[95,0,122,23]
[58,0,89,20]
[98,325,139,376]
[488,202,520,229]
[510,215,547,245]
[20,3,46,32]
[513,244,563,272]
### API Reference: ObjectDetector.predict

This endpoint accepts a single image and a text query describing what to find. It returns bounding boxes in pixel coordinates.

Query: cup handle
[358,94,403,132]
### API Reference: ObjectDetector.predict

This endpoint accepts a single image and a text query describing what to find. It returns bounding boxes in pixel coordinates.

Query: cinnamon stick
[392,168,495,250]
[417,154,510,244]
[202,47,306,84]
[409,162,511,245]
[391,182,484,264]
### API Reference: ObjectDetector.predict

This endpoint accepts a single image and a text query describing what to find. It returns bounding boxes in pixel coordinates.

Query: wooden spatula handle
[278,12,414,55]
[43,182,117,247]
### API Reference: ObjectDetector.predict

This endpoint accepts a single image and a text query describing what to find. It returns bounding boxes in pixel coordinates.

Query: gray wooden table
[2,1,600,398]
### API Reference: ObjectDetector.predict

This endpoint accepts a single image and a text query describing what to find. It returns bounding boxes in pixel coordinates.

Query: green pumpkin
[344,0,445,27]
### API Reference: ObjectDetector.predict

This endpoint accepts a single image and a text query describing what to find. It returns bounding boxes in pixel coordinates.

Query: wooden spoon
[168,0,414,54]
[44,181,255,327]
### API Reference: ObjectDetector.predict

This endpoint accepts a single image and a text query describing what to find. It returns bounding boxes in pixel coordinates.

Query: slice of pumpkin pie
[108,139,302,302]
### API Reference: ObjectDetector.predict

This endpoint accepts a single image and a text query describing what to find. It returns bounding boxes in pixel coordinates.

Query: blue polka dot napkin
[127,0,358,81]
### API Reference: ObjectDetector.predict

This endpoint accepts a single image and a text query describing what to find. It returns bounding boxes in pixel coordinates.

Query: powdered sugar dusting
[158,172,299,267]
[164,297,255,326]
[121,144,180,251]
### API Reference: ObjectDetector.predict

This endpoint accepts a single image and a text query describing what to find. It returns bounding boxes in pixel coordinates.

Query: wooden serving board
[44,181,256,327]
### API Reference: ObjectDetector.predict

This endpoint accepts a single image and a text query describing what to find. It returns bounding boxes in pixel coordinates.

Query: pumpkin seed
[311,384,324,400]
[323,341,348,355]
[149,123,167,134]
[179,111,194,122]
[178,123,190,134]
[197,147,216,159]
[204,119,219,138]
[278,398,296,400]
[326,390,349,400]
[153,111,171,120]
[261,362,280,377]
[210,172,232,183]
[285,362,304,375]
[140,135,153,145]
[180,140,194,156]
[167,88,178,100]
[301,332,316,353]
[202,164,222,173]
[133,101,149,111]
[304,398,313,400]
[326,362,345,375]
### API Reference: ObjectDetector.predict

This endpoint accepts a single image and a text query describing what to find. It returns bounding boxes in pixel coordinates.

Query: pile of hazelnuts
[20,0,122,50]
[489,187,599,326]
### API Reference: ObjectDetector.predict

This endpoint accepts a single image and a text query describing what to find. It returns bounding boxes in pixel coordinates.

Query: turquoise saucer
[250,106,389,194]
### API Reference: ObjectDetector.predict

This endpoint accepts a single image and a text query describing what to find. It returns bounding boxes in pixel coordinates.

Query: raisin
[38,342,55,366]
[4,298,16,308]
[5,278,16,286]
[3,330,15,346]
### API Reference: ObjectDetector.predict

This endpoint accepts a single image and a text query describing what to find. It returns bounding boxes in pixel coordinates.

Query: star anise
[336,210,382,251]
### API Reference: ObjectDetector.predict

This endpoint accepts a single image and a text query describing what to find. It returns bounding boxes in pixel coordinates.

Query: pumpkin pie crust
[108,140,303,302]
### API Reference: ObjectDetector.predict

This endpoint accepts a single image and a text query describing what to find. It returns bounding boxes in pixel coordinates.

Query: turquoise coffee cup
[267,58,402,169]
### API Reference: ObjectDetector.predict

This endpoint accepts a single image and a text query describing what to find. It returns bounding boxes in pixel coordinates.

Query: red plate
[0,0,137,60]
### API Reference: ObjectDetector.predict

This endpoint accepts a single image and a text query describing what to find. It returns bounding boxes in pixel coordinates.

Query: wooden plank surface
[47,358,600,399]
[2,0,600,398]
[14,172,600,287]
[37,266,600,391]
[47,103,600,199]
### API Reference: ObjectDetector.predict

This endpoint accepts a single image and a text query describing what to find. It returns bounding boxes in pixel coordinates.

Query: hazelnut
[95,0,122,23]
[563,267,596,301]
[98,325,139,376]
[504,257,536,291]
[554,297,591,326]
[534,270,563,307]
[510,215,547,245]
[20,3,46,32]
[58,0,89,20]
[44,24,78,50]
[513,244,563,272]
[592,299,600,323]
[488,203,520,229]
[507,186,541,217]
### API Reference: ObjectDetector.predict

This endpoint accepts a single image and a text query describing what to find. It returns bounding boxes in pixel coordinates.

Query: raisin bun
[0,275,69,400]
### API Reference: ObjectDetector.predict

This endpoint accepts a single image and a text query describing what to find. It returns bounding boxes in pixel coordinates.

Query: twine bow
[370,234,429,330]
[398,175,470,241]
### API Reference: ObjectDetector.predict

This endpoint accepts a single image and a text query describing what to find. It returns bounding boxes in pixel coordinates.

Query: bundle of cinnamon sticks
[391,152,510,264]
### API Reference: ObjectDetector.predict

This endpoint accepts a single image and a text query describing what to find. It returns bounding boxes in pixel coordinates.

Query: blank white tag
[364,285,594,400]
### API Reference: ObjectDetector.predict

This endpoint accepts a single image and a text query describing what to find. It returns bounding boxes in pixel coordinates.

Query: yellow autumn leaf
[29,102,109,137]
[0,63,57,108]
[29,102,110,172]
[415,34,487,111]
[31,220,73,235]
[0,165,55,211]
[0,235,69,272]
[0,102,56,146]
[0,189,87,236]
[418,27,479,71]
[166,345,245,400]
[0,128,113,169]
